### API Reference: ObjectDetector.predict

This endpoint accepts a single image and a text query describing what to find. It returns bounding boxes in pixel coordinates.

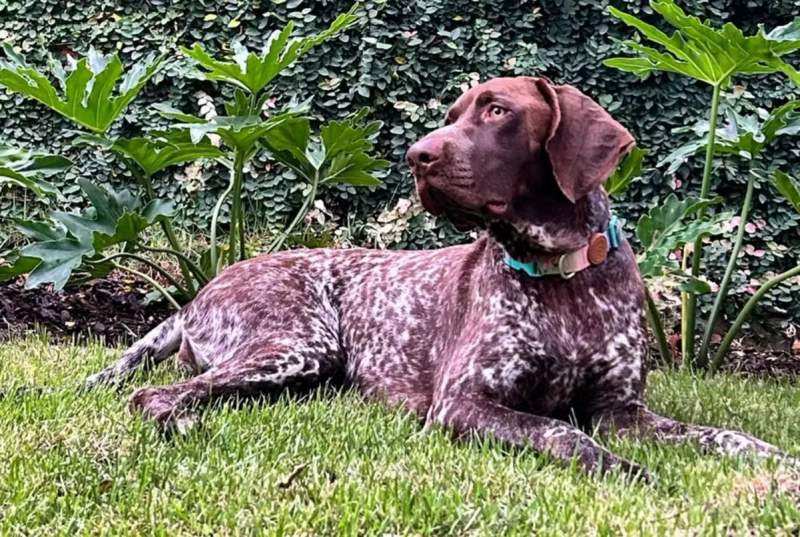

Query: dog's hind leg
[82,315,183,391]
[593,404,799,467]
[128,336,342,435]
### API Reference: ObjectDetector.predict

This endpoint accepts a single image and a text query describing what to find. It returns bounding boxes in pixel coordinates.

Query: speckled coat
[84,77,796,480]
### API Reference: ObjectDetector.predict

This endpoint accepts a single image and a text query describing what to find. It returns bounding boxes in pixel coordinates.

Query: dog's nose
[406,136,444,171]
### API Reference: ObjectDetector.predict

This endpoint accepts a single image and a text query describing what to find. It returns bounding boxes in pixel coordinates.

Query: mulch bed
[2,274,800,379]
[0,276,173,345]
[717,348,800,379]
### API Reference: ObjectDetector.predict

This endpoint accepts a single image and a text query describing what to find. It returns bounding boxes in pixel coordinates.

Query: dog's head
[406,77,634,234]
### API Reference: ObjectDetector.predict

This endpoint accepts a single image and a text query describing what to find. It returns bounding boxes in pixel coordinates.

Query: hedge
[1,0,799,334]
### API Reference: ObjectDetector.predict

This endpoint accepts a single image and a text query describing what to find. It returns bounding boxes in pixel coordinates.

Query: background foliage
[1,0,799,336]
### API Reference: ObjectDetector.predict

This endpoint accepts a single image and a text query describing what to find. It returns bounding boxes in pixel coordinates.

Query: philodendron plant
[0,145,72,200]
[659,94,800,369]
[0,4,388,308]
[605,0,800,366]
[709,170,800,370]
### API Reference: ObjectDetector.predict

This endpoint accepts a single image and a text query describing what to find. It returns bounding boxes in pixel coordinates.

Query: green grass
[1,337,799,535]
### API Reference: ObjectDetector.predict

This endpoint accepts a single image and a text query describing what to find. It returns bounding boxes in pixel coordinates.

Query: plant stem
[680,248,692,369]
[210,172,235,277]
[696,167,756,368]
[113,151,197,296]
[710,264,800,373]
[683,83,722,365]
[238,192,246,261]
[114,152,153,196]
[89,252,188,298]
[111,261,181,310]
[645,287,672,365]
[248,92,258,116]
[160,219,197,296]
[267,171,320,254]
[229,150,246,265]
[136,243,210,286]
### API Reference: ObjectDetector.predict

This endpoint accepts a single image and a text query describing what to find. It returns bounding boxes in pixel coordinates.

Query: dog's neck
[487,189,610,262]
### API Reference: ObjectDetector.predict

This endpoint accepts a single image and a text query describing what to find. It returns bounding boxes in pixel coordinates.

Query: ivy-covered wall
[1,0,799,332]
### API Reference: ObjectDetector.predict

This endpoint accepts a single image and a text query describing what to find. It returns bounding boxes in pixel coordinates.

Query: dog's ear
[535,79,635,203]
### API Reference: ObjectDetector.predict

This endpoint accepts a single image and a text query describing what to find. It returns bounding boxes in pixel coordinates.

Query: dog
[81,76,795,480]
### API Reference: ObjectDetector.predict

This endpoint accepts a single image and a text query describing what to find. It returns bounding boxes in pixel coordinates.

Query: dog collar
[503,215,623,279]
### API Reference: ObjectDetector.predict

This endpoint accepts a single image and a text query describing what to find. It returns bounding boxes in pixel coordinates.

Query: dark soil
[717,347,800,379]
[2,274,799,380]
[0,276,173,346]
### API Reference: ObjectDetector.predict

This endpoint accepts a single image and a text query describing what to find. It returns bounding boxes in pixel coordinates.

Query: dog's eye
[488,105,506,118]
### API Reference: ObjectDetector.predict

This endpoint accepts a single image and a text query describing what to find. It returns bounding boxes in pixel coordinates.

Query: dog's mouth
[419,184,504,231]
[485,200,509,217]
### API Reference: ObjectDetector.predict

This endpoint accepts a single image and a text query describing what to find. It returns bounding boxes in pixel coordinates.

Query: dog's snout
[407,136,444,171]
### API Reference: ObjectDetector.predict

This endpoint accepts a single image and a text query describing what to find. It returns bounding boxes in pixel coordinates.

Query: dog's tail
[81,314,184,390]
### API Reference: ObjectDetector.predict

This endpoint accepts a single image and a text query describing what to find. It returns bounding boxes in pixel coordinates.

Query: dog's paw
[602,456,656,487]
[129,387,198,437]
[622,461,656,486]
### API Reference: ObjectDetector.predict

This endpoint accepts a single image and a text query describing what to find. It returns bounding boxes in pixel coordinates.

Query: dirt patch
[0,276,173,346]
[649,339,800,380]
[718,347,800,379]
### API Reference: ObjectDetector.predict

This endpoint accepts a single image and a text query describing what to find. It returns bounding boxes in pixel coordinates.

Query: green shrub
[1,0,798,334]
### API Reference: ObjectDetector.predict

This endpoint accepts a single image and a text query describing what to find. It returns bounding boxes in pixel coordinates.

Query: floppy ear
[535,79,635,203]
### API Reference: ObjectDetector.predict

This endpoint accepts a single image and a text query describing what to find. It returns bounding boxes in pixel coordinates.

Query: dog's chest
[465,277,645,415]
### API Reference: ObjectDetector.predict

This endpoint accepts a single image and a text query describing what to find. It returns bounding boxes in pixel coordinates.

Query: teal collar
[503,215,623,279]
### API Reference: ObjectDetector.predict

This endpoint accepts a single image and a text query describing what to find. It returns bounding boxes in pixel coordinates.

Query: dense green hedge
[1,0,799,332]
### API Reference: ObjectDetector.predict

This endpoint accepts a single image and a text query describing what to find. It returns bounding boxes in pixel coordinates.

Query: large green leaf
[74,133,224,176]
[636,194,723,249]
[774,170,800,214]
[0,45,164,133]
[154,104,295,155]
[50,179,173,250]
[14,218,66,241]
[322,151,388,187]
[604,147,649,196]
[0,253,40,284]
[0,145,72,199]
[182,6,358,95]
[636,194,731,287]
[150,104,207,125]
[261,108,389,186]
[14,179,175,290]
[20,238,94,289]
[605,0,800,87]
[660,100,800,173]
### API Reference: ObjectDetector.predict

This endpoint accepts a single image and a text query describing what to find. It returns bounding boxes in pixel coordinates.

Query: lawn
[1,336,799,535]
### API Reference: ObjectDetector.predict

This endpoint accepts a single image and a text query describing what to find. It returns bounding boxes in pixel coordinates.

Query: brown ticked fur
[82,77,796,481]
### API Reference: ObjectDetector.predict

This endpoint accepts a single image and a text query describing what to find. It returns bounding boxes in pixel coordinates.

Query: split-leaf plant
[0,5,388,308]
[0,145,72,200]
[711,170,800,370]
[659,95,800,369]
[605,150,731,365]
[605,0,800,367]
[0,144,72,267]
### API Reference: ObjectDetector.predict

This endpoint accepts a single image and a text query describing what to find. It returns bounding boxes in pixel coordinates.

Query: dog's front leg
[594,405,798,466]
[429,397,652,481]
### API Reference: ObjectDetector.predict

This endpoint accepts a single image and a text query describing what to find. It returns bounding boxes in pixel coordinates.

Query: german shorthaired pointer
[83,76,795,480]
